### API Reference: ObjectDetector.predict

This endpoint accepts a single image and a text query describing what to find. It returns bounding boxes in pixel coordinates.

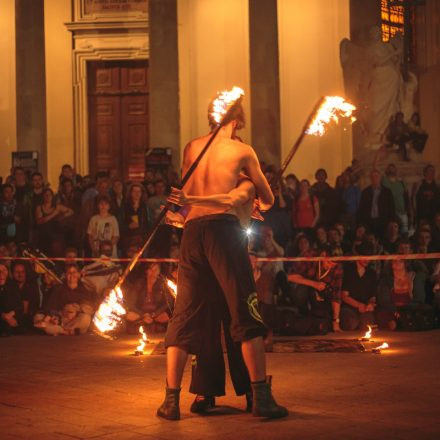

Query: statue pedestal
[352,147,429,190]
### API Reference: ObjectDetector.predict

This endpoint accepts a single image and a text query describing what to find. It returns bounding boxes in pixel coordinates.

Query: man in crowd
[0,262,24,336]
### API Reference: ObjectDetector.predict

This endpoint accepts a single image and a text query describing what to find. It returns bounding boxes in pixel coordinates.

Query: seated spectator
[377,259,432,331]
[314,226,329,251]
[382,219,401,254]
[81,240,121,300]
[407,112,428,153]
[351,224,367,253]
[334,222,351,252]
[124,263,171,333]
[11,262,40,329]
[327,226,346,256]
[87,195,119,258]
[37,271,59,312]
[287,246,343,332]
[364,230,384,276]
[0,262,25,336]
[34,264,95,336]
[340,241,377,331]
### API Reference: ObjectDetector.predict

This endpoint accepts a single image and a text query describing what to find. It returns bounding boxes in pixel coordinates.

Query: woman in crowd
[35,188,73,254]
[293,179,319,236]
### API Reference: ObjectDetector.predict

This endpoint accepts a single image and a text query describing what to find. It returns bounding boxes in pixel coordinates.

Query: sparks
[167,279,177,299]
[93,287,126,333]
[306,96,356,136]
[135,326,148,354]
[210,86,244,125]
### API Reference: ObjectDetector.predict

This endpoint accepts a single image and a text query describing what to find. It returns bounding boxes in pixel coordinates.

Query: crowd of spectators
[0,160,439,339]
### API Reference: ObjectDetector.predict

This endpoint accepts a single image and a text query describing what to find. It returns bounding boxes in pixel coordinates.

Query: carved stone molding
[67,6,148,175]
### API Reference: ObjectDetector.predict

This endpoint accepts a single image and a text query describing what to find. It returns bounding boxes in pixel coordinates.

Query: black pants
[189,295,251,397]
[165,214,267,354]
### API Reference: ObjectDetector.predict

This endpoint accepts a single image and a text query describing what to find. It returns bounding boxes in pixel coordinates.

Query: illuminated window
[381,0,405,42]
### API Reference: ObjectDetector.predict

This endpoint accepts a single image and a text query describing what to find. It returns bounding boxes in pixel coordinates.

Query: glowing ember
[93,287,126,333]
[135,326,148,354]
[167,279,177,298]
[210,86,244,125]
[363,325,372,340]
[374,342,389,351]
[306,96,356,136]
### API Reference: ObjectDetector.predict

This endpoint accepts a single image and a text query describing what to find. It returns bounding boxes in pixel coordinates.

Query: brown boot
[251,376,288,419]
[157,387,181,420]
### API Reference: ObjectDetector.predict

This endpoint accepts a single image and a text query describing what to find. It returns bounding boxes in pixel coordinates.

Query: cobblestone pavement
[1,331,439,440]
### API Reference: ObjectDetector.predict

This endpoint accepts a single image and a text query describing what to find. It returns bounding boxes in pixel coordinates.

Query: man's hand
[251,199,264,221]
[315,281,327,292]
[1,311,18,327]
[165,211,185,228]
[357,303,367,313]
[167,187,189,206]
[366,303,376,312]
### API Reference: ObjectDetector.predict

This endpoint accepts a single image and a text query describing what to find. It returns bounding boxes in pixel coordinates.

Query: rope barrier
[1,253,439,263]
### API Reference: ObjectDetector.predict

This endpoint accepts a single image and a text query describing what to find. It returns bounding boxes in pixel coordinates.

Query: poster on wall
[84,0,147,14]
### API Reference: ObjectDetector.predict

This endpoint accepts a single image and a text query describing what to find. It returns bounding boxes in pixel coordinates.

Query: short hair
[207,98,245,130]
[95,171,109,180]
[31,172,43,179]
[315,168,327,179]
[65,263,80,273]
[62,164,72,170]
[1,183,14,192]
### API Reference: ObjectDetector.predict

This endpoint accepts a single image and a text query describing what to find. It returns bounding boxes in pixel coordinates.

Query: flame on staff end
[210,86,244,125]
[363,325,372,340]
[167,279,177,299]
[374,342,389,351]
[93,287,126,333]
[306,96,356,136]
[136,326,148,354]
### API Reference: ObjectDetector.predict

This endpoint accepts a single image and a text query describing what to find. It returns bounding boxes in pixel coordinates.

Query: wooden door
[88,60,148,180]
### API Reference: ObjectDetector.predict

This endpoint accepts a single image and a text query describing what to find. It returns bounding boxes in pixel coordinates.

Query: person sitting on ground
[124,262,171,334]
[288,245,343,332]
[0,262,25,336]
[87,195,119,258]
[11,262,40,329]
[327,226,346,256]
[376,258,432,331]
[314,226,329,251]
[382,219,401,255]
[340,241,377,331]
[34,264,95,336]
[351,223,367,254]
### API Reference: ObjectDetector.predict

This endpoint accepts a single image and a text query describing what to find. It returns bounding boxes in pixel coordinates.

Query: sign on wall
[84,0,147,14]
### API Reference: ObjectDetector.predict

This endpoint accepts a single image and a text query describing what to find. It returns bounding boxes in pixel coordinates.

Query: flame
[374,342,389,351]
[210,86,244,125]
[93,287,126,333]
[167,278,177,298]
[136,326,148,353]
[363,325,372,339]
[306,96,356,136]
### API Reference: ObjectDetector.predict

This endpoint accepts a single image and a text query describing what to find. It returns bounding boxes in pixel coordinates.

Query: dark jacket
[357,185,395,232]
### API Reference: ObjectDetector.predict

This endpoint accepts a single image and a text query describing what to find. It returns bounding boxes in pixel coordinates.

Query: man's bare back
[182,128,273,222]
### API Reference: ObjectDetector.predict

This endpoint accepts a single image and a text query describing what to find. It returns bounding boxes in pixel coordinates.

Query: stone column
[249,0,281,167]
[148,0,180,167]
[15,0,47,177]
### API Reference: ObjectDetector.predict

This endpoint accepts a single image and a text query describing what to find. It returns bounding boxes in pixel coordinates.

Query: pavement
[1,330,439,440]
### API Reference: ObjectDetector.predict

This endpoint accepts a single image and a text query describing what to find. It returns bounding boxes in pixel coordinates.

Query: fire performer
[157,95,288,420]
[165,174,260,413]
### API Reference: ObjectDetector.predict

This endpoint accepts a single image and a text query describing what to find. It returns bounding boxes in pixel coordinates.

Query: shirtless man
[157,100,288,420]
[166,176,260,413]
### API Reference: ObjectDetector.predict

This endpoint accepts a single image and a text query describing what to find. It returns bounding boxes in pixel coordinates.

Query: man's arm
[242,148,274,211]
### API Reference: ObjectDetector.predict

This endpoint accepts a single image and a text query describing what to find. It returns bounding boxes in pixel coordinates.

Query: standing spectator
[358,169,395,236]
[121,183,150,251]
[338,171,360,230]
[59,164,80,189]
[0,184,27,244]
[35,188,73,254]
[340,241,377,331]
[413,165,440,225]
[382,163,411,234]
[311,168,340,227]
[293,179,319,234]
[0,262,24,336]
[12,166,31,205]
[87,195,119,258]
[11,262,40,328]
[285,173,299,208]
[110,178,125,225]
[147,179,168,221]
